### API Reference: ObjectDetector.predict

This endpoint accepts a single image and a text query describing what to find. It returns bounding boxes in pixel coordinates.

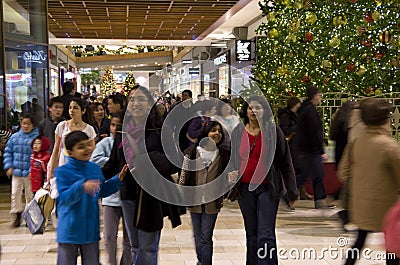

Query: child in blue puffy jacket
[3,113,39,227]
[55,131,126,265]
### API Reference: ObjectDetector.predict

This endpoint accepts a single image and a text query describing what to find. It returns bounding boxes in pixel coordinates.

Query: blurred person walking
[296,85,335,209]
[38,97,65,153]
[338,98,400,265]
[3,114,39,227]
[90,111,132,265]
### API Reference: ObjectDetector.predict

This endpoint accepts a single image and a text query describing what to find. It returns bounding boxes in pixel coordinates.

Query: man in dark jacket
[58,81,75,119]
[296,85,335,209]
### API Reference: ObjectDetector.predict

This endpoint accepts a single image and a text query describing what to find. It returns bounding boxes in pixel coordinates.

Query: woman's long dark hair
[240,96,273,125]
[126,85,164,129]
[196,120,225,148]
[85,102,104,130]
[329,101,356,141]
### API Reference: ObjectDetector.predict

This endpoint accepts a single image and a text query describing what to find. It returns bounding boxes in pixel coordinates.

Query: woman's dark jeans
[238,183,280,265]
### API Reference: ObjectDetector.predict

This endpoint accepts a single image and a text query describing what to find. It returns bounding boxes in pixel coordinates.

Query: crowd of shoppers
[2,80,399,265]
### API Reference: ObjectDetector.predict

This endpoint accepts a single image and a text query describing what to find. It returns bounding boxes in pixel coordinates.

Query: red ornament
[365,87,374,95]
[349,0,357,2]
[380,31,393,44]
[364,13,374,23]
[361,39,373,47]
[304,32,314,42]
[301,75,311,83]
[346,64,356,71]
[374,52,385,60]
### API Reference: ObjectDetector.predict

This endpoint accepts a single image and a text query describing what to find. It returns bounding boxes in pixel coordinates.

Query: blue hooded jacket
[3,128,39,177]
[55,157,121,244]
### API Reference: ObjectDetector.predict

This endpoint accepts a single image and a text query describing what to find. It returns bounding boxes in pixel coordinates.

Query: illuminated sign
[188,67,199,75]
[214,54,227,66]
[23,50,47,64]
[236,40,251,61]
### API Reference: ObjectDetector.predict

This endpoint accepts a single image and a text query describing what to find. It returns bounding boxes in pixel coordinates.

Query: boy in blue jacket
[3,113,39,227]
[55,131,127,265]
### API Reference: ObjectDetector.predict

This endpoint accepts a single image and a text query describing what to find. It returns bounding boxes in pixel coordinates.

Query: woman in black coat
[102,85,181,265]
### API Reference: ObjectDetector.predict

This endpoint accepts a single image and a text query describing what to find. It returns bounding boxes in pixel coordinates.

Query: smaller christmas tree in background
[100,69,117,96]
[123,71,136,96]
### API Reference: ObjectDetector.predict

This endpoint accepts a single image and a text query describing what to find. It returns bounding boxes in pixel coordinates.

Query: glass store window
[3,0,47,43]
[4,42,48,130]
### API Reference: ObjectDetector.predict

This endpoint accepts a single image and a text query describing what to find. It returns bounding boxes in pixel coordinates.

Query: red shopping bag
[383,201,400,257]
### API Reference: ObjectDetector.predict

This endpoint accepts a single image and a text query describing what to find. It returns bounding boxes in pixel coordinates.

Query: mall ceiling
[44,0,251,40]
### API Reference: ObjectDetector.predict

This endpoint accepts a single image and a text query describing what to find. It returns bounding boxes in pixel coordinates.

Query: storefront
[214,52,231,98]
[1,0,48,130]
[168,58,202,99]
[230,39,255,95]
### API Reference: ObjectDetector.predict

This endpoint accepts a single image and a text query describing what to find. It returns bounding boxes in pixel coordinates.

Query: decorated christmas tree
[253,0,399,97]
[123,71,136,96]
[100,69,117,96]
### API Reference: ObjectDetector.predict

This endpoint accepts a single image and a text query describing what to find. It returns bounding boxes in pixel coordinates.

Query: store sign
[23,50,47,64]
[188,67,199,75]
[214,54,227,66]
[236,40,251,61]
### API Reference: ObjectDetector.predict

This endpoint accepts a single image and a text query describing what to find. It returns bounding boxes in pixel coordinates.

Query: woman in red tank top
[230,95,299,265]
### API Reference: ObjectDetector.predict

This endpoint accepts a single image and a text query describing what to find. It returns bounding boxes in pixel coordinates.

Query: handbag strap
[249,132,260,155]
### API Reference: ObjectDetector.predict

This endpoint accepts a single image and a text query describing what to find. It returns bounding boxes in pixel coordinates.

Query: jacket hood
[31,135,51,152]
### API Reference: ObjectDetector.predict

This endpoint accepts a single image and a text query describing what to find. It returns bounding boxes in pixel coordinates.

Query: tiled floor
[0,181,388,265]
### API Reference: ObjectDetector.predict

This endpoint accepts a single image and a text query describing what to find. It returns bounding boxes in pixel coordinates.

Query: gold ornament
[329,36,340,48]
[356,26,367,35]
[321,60,332,69]
[323,77,330,84]
[286,34,297,43]
[371,11,381,21]
[390,58,399,67]
[277,65,289,76]
[306,12,317,24]
[356,66,366,76]
[283,0,292,7]
[268,29,279,38]
[394,37,400,49]
[308,48,316,57]
[289,18,301,32]
[294,0,303,9]
[375,0,382,5]
[375,88,383,96]
[333,16,347,26]
[267,12,276,22]
[303,0,312,8]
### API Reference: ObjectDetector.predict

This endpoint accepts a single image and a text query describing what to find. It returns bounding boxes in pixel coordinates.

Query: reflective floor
[0,181,388,265]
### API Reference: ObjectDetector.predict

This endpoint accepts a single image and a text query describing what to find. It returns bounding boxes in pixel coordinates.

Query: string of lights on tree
[253,0,399,98]
[100,69,117,96]
[123,72,136,96]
